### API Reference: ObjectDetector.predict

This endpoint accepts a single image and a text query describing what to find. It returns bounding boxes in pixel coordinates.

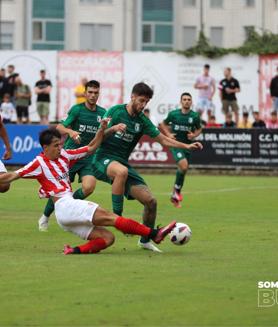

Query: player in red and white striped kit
[0,114,12,193]
[0,120,176,254]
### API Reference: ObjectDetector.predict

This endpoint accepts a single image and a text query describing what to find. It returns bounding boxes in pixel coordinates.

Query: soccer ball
[169,222,192,245]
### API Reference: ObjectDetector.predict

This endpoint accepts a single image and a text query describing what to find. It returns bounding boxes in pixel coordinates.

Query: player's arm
[159,121,176,139]
[104,123,127,138]
[187,127,202,140]
[56,123,81,144]
[154,133,203,151]
[210,79,216,99]
[0,172,19,184]
[0,119,12,160]
[87,118,110,154]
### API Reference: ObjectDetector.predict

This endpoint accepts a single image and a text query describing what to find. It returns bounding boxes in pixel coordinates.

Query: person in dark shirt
[252,111,266,128]
[270,66,278,112]
[5,65,18,104]
[218,67,240,125]
[223,112,236,128]
[0,68,8,103]
[34,69,52,125]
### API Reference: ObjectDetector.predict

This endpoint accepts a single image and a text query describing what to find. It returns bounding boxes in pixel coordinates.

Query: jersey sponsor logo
[79,125,86,132]
[79,125,98,133]
[173,124,191,132]
[115,131,134,142]
[56,171,69,182]
[134,123,141,132]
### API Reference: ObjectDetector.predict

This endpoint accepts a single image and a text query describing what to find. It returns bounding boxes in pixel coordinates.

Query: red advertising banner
[129,135,175,166]
[259,54,278,120]
[57,51,123,120]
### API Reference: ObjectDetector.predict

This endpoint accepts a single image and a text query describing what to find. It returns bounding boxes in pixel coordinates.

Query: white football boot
[38,214,49,232]
[137,240,162,253]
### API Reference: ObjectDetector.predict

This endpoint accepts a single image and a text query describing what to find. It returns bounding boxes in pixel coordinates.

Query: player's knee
[145,197,157,211]
[115,167,128,179]
[83,184,95,196]
[0,183,10,193]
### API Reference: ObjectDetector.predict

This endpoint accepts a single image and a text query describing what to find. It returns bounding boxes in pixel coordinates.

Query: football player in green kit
[38,80,126,231]
[92,83,202,252]
[159,92,202,208]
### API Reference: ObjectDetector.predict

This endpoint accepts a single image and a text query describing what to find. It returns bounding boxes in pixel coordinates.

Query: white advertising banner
[124,52,259,124]
[0,51,57,122]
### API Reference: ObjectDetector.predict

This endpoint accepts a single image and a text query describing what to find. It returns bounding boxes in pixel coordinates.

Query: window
[0,22,14,49]
[80,0,112,3]
[210,27,223,46]
[244,26,254,40]
[33,0,65,18]
[33,22,43,41]
[80,24,113,50]
[143,24,152,43]
[183,0,196,7]
[155,25,172,44]
[143,0,173,22]
[244,0,255,7]
[46,22,64,41]
[183,26,197,49]
[210,0,223,8]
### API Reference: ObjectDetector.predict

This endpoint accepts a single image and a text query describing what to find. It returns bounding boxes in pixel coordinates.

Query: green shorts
[170,148,191,164]
[92,156,146,200]
[37,102,50,117]
[69,159,94,183]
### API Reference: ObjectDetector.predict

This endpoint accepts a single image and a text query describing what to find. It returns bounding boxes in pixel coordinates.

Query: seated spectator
[267,111,278,129]
[223,113,236,128]
[0,93,15,124]
[15,76,31,124]
[252,111,266,128]
[206,115,222,128]
[238,112,252,128]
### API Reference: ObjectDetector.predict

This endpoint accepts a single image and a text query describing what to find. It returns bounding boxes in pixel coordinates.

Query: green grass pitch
[0,174,278,326]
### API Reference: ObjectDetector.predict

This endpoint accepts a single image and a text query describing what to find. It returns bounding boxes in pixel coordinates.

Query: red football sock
[75,238,107,254]
[115,216,151,237]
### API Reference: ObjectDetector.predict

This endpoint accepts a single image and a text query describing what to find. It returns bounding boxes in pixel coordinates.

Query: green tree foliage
[178,28,278,58]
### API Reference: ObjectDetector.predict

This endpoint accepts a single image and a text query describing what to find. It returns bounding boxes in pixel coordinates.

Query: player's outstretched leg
[64,227,115,255]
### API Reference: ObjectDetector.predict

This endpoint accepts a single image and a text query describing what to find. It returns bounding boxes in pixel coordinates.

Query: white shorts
[54,196,99,240]
[196,98,214,112]
[0,160,7,173]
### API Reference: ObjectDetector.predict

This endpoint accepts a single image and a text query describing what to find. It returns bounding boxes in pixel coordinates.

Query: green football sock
[112,194,124,216]
[174,169,186,192]
[73,188,86,200]
[140,221,155,243]
[43,198,54,218]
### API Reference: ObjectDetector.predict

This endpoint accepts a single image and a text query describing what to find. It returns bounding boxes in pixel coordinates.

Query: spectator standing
[194,64,215,121]
[0,69,8,103]
[252,111,266,128]
[143,108,158,126]
[218,67,240,125]
[270,66,278,112]
[15,76,31,124]
[6,65,18,104]
[74,78,88,104]
[267,111,278,129]
[0,94,15,124]
[238,112,252,128]
[34,70,52,125]
[223,113,236,128]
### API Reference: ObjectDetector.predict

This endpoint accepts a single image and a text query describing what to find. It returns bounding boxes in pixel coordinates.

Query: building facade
[0,0,277,51]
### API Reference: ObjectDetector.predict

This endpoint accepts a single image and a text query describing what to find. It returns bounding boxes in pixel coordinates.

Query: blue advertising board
[1,124,48,165]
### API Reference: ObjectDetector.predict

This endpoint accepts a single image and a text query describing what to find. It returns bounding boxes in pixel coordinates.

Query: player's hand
[187,142,203,150]
[70,131,81,144]
[226,87,233,94]
[187,132,195,140]
[100,118,111,130]
[167,133,176,140]
[2,148,12,160]
[113,123,126,133]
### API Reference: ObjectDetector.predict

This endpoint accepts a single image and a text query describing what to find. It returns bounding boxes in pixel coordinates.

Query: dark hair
[143,108,150,113]
[40,69,45,73]
[180,92,192,100]
[3,93,10,99]
[39,128,61,147]
[204,64,210,69]
[271,111,277,116]
[243,112,249,117]
[131,83,153,98]
[85,80,100,90]
[8,64,14,69]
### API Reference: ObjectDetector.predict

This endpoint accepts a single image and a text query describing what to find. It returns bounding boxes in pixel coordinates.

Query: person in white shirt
[0,93,15,124]
[194,64,216,121]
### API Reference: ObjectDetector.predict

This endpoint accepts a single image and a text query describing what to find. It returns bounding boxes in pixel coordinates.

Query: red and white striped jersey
[16,146,89,198]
